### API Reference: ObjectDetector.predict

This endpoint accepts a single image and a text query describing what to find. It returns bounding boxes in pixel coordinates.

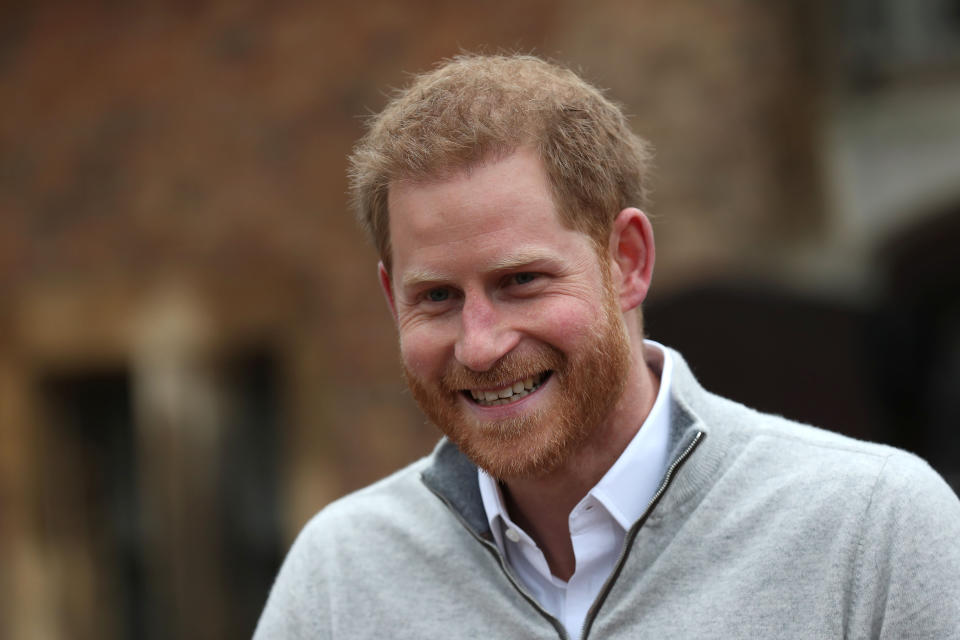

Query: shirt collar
[478,340,674,540]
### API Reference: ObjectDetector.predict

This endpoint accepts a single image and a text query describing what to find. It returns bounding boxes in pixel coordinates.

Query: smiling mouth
[463,371,552,407]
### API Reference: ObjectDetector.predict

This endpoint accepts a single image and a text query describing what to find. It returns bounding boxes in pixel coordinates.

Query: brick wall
[0,2,823,638]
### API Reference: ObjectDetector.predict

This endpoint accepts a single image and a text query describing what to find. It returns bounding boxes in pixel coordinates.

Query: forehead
[388,149,560,246]
[385,149,600,287]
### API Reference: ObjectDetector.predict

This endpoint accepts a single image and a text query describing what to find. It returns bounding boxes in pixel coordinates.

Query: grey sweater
[255,349,960,639]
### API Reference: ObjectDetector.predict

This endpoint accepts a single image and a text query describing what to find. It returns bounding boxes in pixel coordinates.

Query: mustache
[441,345,565,391]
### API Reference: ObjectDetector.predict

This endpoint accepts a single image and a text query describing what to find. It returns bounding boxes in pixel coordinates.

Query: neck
[500,337,660,580]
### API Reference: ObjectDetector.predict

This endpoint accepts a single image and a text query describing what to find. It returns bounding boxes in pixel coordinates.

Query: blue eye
[427,288,450,302]
[513,273,536,285]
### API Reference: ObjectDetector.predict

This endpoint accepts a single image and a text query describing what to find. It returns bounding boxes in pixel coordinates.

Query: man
[256,55,960,639]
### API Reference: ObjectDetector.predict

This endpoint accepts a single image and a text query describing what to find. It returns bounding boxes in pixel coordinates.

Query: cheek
[399,326,450,377]
[528,300,599,350]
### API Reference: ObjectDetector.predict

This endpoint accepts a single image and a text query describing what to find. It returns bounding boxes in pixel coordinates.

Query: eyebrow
[399,249,560,291]
[488,249,559,272]
[400,268,450,291]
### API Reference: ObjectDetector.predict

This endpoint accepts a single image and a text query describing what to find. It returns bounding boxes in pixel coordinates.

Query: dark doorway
[646,284,880,443]
[874,205,960,492]
[34,347,285,639]
[36,367,145,640]
[217,348,285,638]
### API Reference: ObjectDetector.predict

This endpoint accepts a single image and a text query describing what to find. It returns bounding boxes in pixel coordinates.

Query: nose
[454,291,519,372]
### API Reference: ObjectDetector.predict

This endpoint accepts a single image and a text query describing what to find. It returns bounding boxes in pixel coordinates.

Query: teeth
[469,372,547,407]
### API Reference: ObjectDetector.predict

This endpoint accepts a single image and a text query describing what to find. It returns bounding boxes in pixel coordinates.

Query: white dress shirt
[478,341,673,640]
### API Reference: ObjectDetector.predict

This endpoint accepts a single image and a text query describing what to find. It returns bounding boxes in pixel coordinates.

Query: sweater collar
[420,436,493,539]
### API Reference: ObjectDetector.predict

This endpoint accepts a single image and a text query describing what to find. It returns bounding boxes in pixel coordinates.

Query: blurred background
[1,0,959,638]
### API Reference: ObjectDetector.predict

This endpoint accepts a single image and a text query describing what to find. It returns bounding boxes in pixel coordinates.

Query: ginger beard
[403,265,632,480]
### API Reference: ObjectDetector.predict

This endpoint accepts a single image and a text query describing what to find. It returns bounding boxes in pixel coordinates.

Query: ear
[378,261,398,321]
[607,208,655,312]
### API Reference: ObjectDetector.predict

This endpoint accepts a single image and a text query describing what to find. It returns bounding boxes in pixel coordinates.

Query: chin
[449,408,587,480]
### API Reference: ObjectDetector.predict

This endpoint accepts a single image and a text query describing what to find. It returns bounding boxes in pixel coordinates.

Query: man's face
[384,148,631,480]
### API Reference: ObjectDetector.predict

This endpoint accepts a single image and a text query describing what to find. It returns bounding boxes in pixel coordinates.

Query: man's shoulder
[694,389,960,528]
[674,365,960,557]
[254,448,502,639]
[713,388,936,485]
[266,451,459,593]
[668,349,937,489]
[302,454,436,537]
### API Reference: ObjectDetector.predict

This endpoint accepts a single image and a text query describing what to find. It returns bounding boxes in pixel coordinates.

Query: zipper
[423,485,571,640]
[578,430,705,640]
